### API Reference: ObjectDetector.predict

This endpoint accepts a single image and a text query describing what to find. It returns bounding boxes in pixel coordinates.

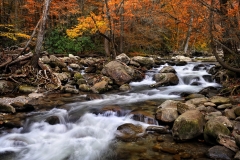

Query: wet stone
[207,145,235,160]
[160,147,179,154]
[45,116,60,125]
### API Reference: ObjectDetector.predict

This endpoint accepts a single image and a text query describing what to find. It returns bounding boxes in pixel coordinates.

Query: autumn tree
[207,0,240,73]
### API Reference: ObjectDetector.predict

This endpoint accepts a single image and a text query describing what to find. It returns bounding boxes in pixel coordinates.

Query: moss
[204,121,230,144]
[177,120,199,138]
[74,72,83,80]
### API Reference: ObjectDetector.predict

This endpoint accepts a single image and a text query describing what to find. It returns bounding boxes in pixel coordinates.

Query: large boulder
[156,100,180,123]
[116,53,131,64]
[150,73,179,87]
[131,56,155,69]
[172,110,205,141]
[204,118,231,144]
[156,107,178,123]
[102,60,143,85]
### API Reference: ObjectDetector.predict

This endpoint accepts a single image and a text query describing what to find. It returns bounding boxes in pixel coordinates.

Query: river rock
[156,107,178,123]
[159,66,176,73]
[45,116,60,125]
[131,56,155,69]
[172,55,192,62]
[158,100,179,109]
[115,123,144,142]
[205,111,222,121]
[69,63,80,70]
[11,102,34,112]
[214,116,233,129]
[172,110,204,141]
[234,106,240,117]
[116,53,131,64]
[217,134,239,152]
[91,80,109,93]
[74,72,83,81]
[186,97,208,105]
[129,108,157,124]
[0,103,15,113]
[193,64,207,71]
[177,102,196,114]
[102,60,141,85]
[40,55,50,63]
[210,96,231,105]
[198,86,220,97]
[204,102,216,107]
[234,151,240,160]
[218,104,232,109]
[185,93,205,100]
[63,84,79,94]
[54,72,71,82]
[28,93,44,99]
[150,73,179,87]
[146,126,170,134]
[49,55,67,68]
[79,84,91,92]
[119,84,131,91]
[224,108,237,120]
[0,80,16,93]
[18,85,37,93]
[207,145,235,160]
[85,66,96,73]
[204,119,231,144]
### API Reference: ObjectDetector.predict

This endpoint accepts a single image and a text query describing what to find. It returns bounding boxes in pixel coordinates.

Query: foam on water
[0,110,149,160]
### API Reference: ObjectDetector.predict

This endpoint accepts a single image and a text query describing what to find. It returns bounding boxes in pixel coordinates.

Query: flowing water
[0,62,221,160]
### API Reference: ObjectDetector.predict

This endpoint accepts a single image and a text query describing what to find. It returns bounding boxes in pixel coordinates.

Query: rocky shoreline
[1,53,240,159]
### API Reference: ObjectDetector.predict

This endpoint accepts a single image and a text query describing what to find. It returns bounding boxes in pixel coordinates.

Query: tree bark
[30,0,51,68]
[183,10,193,54]
[104,0,117,59]
[119,0,124,53]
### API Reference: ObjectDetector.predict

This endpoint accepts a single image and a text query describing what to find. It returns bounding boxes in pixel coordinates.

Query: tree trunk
[30,0,51,68]
[104,0,117,59]
[183,11,193,54]
[119,0,124,53]
[104,31,111,58]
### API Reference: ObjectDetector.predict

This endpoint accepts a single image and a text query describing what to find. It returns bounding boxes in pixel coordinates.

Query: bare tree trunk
[183,11,193,54]
[119,0,124,53]
[30,0,51,68]
[104,0,117,59]
[104,34,111,58]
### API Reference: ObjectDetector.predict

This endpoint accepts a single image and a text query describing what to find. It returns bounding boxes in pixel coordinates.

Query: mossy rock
[172,110,204,141]
[18,85,37,93]
[204,119,230,144]
[74,72,83,80]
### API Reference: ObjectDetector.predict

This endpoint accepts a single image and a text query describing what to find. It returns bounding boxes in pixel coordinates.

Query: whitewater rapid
[0,62,221,160]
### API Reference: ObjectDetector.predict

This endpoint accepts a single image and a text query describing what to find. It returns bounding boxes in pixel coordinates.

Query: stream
[0,62,221,160]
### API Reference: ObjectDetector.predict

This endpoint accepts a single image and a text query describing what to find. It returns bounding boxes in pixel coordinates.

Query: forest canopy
[0,0,240,65]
